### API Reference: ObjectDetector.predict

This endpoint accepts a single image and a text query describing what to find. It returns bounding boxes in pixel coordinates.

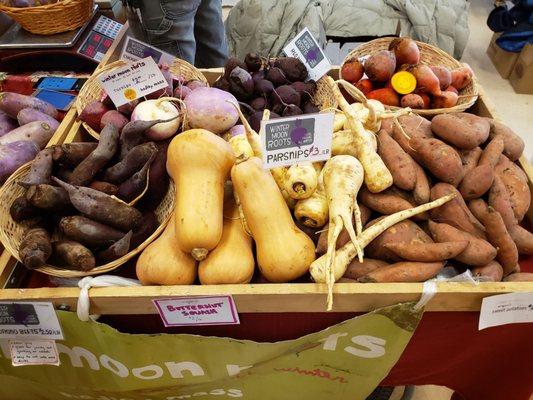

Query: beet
[212,77,231,92]
[272,85,301,107]
[274,57,308,82]
[224,57,247,79]
[249,110,280,132]
[266,67,287,86]
[290,81,316,102]
[364,50,396,82]
[250,97,268,111]
[79,100,110,131]
[254,79,274,97]
[99,93,115,108]
[303,102,319,114]
[282,105,303,117]
[252,70,265,84]
[244,53,262,72]
[229,67,254,100]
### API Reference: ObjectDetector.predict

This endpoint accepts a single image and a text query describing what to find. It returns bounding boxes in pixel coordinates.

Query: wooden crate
[0,34,531,315]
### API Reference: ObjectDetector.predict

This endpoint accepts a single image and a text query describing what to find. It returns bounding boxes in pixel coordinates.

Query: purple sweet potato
[59,215,125,248]
[0,121,55,149]
[19,147,53,187]
[97,231,132,263]
[52,142,98,167]
[130,211,159,248]
[0,92,58,119]
[103,142,158,184]
[0,141,39,183]
[26,184,71,210]
[10,196,40,222]
[138,141,169,210]
[100,110,129,131]
[19,227,52,269]
[17,108,60,130]
[52,240,95,271]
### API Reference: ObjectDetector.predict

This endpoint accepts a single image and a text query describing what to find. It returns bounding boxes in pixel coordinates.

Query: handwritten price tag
[260,112,334,169]
[10,339,60,367]
[99,57,167,107]
[153,296,240,327]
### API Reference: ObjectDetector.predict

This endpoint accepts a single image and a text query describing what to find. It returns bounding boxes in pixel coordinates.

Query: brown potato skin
[19,227,52,269]
[377,130,416,190]
[459,164,494,201]
[471,261,504,282]
[358,261,444,283]
[428,221,496,266]
[412,138,463,186]
[52,240,95,271]
[482,207,518,276]
[431,113,490,150]
[383,240,468,262]
[487,119,524,161]
[343,258,389,280]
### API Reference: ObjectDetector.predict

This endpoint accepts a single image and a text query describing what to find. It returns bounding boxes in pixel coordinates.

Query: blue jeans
[127,0,228,68]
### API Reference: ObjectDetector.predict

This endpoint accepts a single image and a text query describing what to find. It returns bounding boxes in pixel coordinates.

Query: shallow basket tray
[0,162,175,278]
[0,0,94,36]
[340,37,479,116]
[76,59,208,140]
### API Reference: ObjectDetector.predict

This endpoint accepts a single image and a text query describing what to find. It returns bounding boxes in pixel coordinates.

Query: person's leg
[126,1,201,64]
[193,0,228,67]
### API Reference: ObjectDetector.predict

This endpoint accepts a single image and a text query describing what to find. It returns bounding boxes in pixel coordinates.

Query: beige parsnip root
[228,134,254,164]
[322,155,365,309]
[226,100,263,158]
[310,192,456,310]
[294,168,329,228]
[285,162,318,200]
[326,76,393,193]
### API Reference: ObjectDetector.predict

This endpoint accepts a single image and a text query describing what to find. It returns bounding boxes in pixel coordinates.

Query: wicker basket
[76,59,208,140]
[0,0,94,35]
[341,37,479,115]
[0,163,175,278]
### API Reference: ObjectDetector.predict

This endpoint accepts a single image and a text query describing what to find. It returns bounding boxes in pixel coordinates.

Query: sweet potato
[130,211,159,248]
[479,136,504,168]
[411,138,463,186]
[468,199,489,222]
[343,258,388,280]
[0,92,57,119]
[360,187,426,220]
[430,183,485,238]
[59,215,125,248]
[0,141,40,183]
[103,142,158,184]
[52,142,98,166]
[367,88,400,107]
[391,114,433,161]
[69,124,119,186]
[487,119,524,161]
[495,165,530,222]
[503,272,533,282]
[97,231,132,263]
[0,110,17,137]
[54,178,142,231]
[119,118,175,159]
[509,225,533,255]
[89,181,118,196]
[116,152,156,202]
[17,108,60,130]
[10,196,40,222]
[488,176,517,230]
[482,207,518,275]
[138,141,169,210]
[413,162,430,205]
[19,147,53,187]
[431,113,489,150]
[495,155,527,183]
[471,261,504,282]
[380,117,394,135]
[459,147,482,177]
[100,110,128,131]
[459,164,494,201]
[358,261,444,283]
[428,220,496,266]
[365,219,432,262]
[52,240,95,271]
[26,184,70,210]
[78,100,110,132]
[431,92,458,109]
[19,227,52,269]
[377,130,416,190]
[0,121,55,149]
[383,240,468,262]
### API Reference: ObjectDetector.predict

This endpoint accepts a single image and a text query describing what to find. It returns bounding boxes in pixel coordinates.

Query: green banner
[0,303,422,400]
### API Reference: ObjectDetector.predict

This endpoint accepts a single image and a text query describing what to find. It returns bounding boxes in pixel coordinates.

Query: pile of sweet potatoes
[317,112,532,282]
[9,122,170,272]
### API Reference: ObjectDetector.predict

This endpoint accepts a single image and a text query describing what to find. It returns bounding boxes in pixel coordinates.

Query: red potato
[488,176,517,230]
[0,121,55,149]
[367,88,400,107]
[482,207,518,275]
[78,100,110,132]
[400,94,425,109]
[343,258,388,280]
[450,66,473,90]
[504,272,533,282]
[384,240,468,262]
[17,108,59,130]
[377,129,416,190]
[355,79,373,95]
[459,164,494,200]
[430,66,452,90]
[341,57,364,83]
[411,137,463,186]
[0,92,57,119]
[431,92,458,109]
[487,119,524,161]
[410,65,441,96]
[364,50,396,82]
[100,110,129,131]
[471,261,504,282]
[389,37,420,66]
[358,261,444,283]
[446,86,459,95]
[413,162,430,205]
[431,113,490,150]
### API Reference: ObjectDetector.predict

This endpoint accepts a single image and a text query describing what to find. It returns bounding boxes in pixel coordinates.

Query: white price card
[9,339,60,367]
[0,302,63,340]
[99,57,167,107]
[479,292,533,330]
[153,296,240,327]
[283,27,331,81]
[120,36,175,66]
[260,112,333,169]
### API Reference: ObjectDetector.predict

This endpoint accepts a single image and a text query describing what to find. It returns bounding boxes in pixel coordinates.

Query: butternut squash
[136,216,197,285]
[198,199,255,284]
[232,157,316,282]
[167,129,235,260]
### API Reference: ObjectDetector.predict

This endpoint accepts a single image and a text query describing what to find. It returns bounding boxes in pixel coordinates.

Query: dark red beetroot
[290,81,316,102]
[341,57,364,83]
[244,53,262,72]
[224,57,247,79]
[266,67,288,86]
[212,77,231,92]
[303,102,319,114]
[249,111,280,132]
[271,85,301,108]
[254,79,274,97]
[389,37,420,65]
[274,57,308,82]
[229,67,254,100]
[250,97,268,111]
[364,50,396,82]
[79,100,110,131]
[282,105,302,117]
[252,70,265,84]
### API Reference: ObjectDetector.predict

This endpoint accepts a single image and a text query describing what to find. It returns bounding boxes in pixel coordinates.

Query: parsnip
[227,101,262,158]
[284,162,318,199]
[228,134,254,164]
[326,76,393,193]
[294,168,328,228]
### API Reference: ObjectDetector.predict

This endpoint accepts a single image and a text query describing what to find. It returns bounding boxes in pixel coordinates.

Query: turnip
[131,98,182,140]
[185,88,239,134]
[186,80,208,91]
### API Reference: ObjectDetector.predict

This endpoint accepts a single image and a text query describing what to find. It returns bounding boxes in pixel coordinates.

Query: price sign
[479,292,533,330]
[153,296,240,327]
[283,27,331,81]
[99,57,167,107]
[0,302,63,340]
[260,112,334,169]
[10,339,60,367]
[120,36,175,66]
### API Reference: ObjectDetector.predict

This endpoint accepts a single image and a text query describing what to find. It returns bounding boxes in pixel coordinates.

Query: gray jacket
[225,0,470,60]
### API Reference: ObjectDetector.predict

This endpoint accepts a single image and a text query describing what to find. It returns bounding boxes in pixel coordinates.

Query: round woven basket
[0,162,175,278]
[340,37,479,115]
[0,0,94,35]
[314,75,337,111]
[76,59,208,140]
